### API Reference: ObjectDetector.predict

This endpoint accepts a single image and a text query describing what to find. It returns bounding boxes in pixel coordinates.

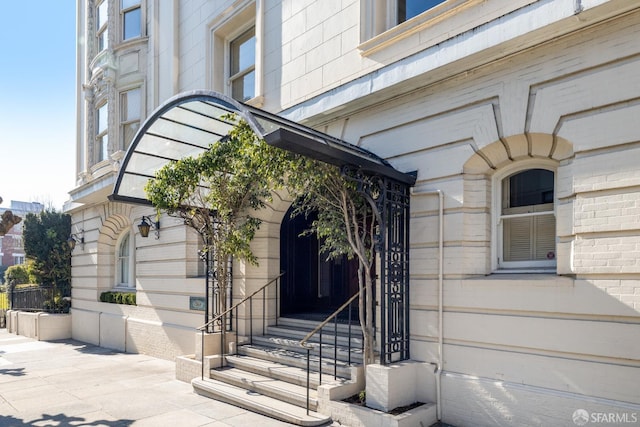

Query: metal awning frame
[110,90,415,205]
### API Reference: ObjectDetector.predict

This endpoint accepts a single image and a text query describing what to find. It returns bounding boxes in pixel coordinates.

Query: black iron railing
[7,285,70,313]
[196,272,284,380]
[299,290,362,415]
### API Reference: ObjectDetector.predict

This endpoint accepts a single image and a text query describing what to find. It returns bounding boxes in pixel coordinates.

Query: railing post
[201,329,204,380]
[235,306,239,355]
[306,347,311,415]
[348,300,352,366]
[220,314,224,361]
[319,328,323,385]
[334,317,338,380]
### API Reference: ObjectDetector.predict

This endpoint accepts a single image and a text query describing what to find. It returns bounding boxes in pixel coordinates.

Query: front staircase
[192,317,363,426]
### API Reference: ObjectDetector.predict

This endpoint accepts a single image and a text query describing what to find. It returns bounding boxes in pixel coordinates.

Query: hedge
[99,291,136,305]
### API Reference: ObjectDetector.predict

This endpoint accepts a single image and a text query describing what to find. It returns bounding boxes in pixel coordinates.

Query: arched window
[496,165,556,271]
[116,231,134,287]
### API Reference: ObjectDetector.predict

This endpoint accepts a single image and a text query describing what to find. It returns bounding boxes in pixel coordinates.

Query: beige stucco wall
[318,6,640,425]
[71,1,640,424]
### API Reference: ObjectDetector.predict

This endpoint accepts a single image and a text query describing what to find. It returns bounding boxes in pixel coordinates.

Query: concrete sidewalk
[0,329,301,426]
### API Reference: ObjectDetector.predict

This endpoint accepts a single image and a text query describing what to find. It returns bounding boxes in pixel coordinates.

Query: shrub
[99,291,136,305]
[5,264,33,285]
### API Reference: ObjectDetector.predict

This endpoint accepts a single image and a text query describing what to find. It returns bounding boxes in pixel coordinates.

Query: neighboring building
[0,201,44,268]
[70,1,640,426]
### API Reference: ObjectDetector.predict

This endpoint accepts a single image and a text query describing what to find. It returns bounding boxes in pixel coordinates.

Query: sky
[0,2,77,210]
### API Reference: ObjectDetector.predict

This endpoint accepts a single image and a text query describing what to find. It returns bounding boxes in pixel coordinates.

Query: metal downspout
[413,189,444,420]
[436,189,444,421]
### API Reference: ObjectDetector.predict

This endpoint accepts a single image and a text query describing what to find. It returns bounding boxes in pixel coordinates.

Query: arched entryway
[111,90,416,364]
[279,205,359,320]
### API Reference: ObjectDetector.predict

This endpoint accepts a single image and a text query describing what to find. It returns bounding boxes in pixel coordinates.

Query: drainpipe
[412,189,444,420]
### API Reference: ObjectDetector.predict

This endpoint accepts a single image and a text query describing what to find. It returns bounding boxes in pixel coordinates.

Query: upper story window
[361,0,490,55]
[397,0,447,24]
[229,27,256,102]
[209,2,262,105]
[97,0,109,52]
[497,168,556,270]
[116,231,133,288]
[121,0,141,41]
[362,0,449,41]
[96,103,109,163]
[120,88,141,150]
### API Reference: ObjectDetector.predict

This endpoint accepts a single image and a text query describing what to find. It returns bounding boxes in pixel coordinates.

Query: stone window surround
[358,0,539,56]
[114,228,135,289]
[207,0,264,107]
[492,158,558,273]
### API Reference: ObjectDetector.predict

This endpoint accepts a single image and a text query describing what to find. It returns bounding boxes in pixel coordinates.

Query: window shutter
[534,214,555,260]
[503,216,533,261]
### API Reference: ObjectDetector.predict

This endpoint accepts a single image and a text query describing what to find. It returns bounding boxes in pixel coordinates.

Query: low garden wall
[5,310,71,340]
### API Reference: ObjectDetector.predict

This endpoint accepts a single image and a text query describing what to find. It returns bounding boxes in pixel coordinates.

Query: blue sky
[0,2,76,210]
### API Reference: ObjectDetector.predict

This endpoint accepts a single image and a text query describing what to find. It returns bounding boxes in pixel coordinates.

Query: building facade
[0,201,44,270]
[70,1,640,425]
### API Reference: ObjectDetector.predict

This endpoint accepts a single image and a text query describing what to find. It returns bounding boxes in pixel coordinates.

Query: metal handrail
[197,272,284,331]
[300,289,362,415]
[299,289,361,347]
[199,272,284,380]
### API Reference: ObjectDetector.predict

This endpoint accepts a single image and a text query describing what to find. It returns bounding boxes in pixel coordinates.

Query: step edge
[209,368,319,409]
[192,378,330,426]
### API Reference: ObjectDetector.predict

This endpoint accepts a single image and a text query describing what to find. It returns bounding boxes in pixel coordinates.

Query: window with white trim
[209,2,262,105]
[96,0,109,52]
[116,231,134,288]
[362,0,449,40]
[229,27,256,102]
[121,0,141,41]
[497,168,556,270]
[96,102,109,163]
[120,88,141,150]
[396,0,447,24]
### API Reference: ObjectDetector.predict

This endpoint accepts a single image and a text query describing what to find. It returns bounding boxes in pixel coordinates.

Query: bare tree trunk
[358,261,376,366]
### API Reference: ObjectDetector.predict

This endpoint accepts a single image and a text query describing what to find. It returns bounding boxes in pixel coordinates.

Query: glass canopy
[110,90,416,204]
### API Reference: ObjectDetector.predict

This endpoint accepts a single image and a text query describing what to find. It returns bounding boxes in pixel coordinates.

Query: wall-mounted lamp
[68,229,85,251]
[138,216,160,239]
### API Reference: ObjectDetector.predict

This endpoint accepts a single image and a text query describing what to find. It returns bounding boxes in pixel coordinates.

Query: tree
[288,160,378,366]
[22,210,72,297]
[146,118,378,365]
[145,117,293,318]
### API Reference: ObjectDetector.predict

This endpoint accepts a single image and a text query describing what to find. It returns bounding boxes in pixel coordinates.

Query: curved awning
[110,90,416,205]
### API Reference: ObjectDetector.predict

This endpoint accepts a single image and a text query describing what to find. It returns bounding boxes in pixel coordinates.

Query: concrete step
[210,366,319,410]
[266,323,364,348]
[192,377,332,426]
[251,334,364,365]
[238,344,355,380]
[224,354,323,388]
[276,317,363,338]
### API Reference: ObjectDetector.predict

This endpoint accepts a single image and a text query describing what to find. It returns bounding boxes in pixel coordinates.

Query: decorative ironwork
[199,234,233,333]
[342,166,411,364]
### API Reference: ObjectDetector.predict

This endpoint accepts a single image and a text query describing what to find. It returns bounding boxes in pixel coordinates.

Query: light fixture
[68,229,85,251]
[138,215,160,239]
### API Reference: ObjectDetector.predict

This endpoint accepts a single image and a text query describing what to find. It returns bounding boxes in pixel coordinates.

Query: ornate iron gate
[344,167,412,364]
